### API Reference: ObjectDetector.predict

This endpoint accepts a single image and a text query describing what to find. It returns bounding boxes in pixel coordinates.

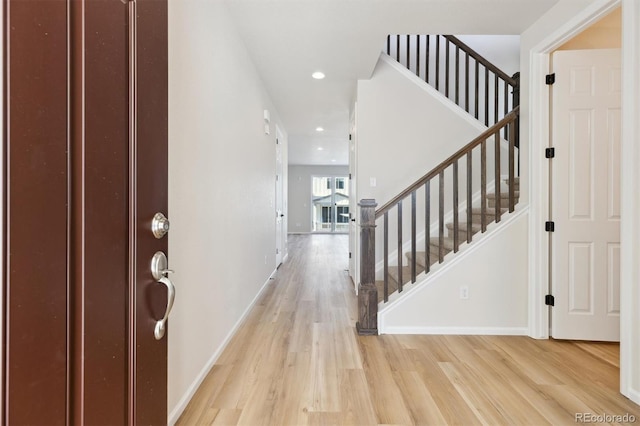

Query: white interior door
[275,133,284,266]
[348,107,359,290]
[551,48,621,341]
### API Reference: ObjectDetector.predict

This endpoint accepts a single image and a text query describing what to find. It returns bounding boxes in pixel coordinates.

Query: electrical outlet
[264,255,267,265]
[370,177,377,187]
[459,286,469,300]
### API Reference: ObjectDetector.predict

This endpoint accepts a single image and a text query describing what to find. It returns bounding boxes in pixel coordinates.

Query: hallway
[178,234,639,425]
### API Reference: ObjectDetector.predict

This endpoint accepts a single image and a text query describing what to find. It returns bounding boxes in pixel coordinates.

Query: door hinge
[545,147,555,159]
[546,73,556,85]
[349,173,352,179]
[349,252,352,259]
[276,248,279,254]
[545,294,555,306]
[545,221,555,232]
[276,175,279,181]
[349,134,352,140]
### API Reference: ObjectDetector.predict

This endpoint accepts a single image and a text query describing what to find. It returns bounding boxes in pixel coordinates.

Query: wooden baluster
[474,60,479,119]
[425,181,431,273]
[481,139,487,232]
[396,34,400,62]
[386,35,390,56]
[466,151,473,243]
[465,53,470,112]
[512,72,521,152]
[504,80,509,139]
[445,40,450,98]
[494,74,499,125]
[426,35,430,84]
[435,35,440,91]
[356,199,378,336]
[453,160,459,252]
[455,46,460,105]
[484,67,489,126]
[416,35,421,78]
[397,201,403,292]
[411,191,417,283]
[509,120,516,212]
[383,212,389,303]
[406,34,411,71]
[439,171,445,263]
[494,130,501,223]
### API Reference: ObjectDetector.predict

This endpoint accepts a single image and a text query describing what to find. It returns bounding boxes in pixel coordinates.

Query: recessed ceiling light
[317,147,324,151]
[316,127,324,132]
[312,71,325,80]
[331,159,336,162]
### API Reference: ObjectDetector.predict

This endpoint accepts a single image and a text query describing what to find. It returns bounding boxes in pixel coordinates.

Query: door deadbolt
[152,212,170,239]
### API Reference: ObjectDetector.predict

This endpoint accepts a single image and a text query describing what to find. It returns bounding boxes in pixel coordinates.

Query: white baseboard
[380,326,528,336]
[168,269,276,425]
[628,388,640,406]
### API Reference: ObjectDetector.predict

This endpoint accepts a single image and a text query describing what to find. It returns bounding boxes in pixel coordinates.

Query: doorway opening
[527,0,640,406]
[548,7,621,341]
[311,176,349,233]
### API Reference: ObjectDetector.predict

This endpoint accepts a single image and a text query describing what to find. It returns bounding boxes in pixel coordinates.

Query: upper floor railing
[386,34,520,147]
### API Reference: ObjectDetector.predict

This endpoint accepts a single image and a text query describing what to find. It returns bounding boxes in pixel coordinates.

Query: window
[336,178,345,190]
[336,206,349,223]
[321,206,333,224]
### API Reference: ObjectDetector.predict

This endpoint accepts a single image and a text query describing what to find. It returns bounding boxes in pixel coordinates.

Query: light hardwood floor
[177,234,640,425]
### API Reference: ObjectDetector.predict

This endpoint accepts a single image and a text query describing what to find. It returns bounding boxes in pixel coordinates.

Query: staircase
[376,177,519,303]
[355,34,521,336]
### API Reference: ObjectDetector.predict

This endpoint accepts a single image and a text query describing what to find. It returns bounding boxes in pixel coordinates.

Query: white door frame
[275,125,286,265]
[528,0,640,404]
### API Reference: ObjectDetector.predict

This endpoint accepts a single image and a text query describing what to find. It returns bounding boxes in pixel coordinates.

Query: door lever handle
[154,276,175,340]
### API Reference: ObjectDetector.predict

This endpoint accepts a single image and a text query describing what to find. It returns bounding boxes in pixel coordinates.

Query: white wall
[379,210,529,335]
[288,165,349,233]
[356,55,491,206]
[557,7,621,50]
[168,1,288,421]
[456,35,521,76]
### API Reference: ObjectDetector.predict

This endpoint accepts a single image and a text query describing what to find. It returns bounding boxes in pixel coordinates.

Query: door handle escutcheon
[150,251,175,340]
[154,276,175,340]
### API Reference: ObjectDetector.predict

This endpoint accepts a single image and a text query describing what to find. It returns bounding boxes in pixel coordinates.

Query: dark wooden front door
[3,0,168,424]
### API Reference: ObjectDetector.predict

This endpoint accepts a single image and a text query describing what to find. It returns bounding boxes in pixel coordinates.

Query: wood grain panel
[4,1,68,423]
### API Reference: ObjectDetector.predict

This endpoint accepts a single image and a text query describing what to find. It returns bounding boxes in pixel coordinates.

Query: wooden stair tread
[388,265,425,285]
[446,221,483,232]
[470,206,508,215]
[406,251,440,268]
[487,191,520,199]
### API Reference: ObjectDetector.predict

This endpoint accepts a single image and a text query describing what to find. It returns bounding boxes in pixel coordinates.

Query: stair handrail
[376,106,519,218]
[442,36,516,87]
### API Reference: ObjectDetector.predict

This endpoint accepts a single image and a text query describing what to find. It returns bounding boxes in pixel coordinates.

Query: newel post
[356,199,378,335]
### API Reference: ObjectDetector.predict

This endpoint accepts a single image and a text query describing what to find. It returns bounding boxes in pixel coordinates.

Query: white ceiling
[225,0,560,165]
